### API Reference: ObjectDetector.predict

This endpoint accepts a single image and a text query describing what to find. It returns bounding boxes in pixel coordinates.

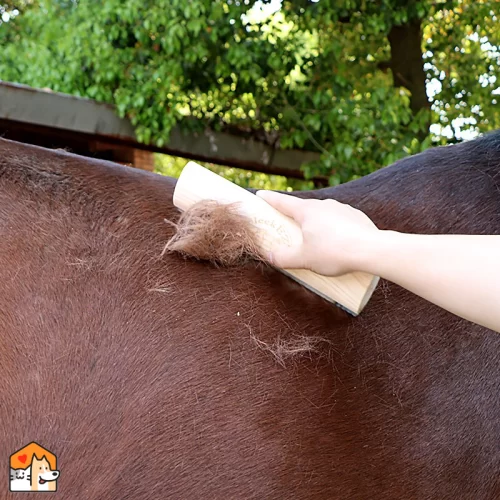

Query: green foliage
[425,2,500,138]
[0,0,498,185]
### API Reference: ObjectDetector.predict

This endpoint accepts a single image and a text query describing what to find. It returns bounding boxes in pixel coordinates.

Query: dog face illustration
[31,455,60,491]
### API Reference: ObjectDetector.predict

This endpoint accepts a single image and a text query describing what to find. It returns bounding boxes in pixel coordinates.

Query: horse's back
[1,136,500,499]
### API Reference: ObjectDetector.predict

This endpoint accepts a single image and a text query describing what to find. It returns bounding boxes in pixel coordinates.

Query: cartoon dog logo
[9,442,59,492]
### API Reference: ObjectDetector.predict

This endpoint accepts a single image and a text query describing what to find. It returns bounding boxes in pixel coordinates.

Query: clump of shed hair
[163,201,330,364]
[163,200,268,266]
[250,332,332,368]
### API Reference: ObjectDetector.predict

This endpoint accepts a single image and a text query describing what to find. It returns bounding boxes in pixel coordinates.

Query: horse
[1,132,499,499]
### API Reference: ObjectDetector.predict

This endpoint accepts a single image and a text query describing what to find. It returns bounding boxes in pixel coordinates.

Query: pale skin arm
[256,190,500,333]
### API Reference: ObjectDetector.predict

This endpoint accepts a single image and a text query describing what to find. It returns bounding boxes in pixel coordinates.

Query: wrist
[353,229,403,276]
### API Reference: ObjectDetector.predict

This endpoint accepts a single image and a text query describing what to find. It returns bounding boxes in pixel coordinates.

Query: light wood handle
[173,162,379,315]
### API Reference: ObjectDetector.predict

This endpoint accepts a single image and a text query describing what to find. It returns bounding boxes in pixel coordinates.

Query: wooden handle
[173,162,379,315]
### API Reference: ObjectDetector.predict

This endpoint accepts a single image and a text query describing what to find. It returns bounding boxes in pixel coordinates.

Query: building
[0,81,319,178]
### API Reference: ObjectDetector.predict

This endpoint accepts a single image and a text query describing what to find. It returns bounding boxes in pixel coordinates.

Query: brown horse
[1,133,499,499]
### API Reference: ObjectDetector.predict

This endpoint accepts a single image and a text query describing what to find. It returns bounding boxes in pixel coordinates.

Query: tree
[0,0,498,186]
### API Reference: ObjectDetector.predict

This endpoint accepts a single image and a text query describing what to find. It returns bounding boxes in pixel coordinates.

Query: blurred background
[0,0,498,190]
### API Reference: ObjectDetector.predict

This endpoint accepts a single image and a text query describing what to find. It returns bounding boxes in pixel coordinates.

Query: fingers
[268,243,305,270]
[256,190,305,223]
[256,190,307,268]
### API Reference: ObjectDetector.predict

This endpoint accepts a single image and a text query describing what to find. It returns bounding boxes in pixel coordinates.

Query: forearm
[356,231,500,333]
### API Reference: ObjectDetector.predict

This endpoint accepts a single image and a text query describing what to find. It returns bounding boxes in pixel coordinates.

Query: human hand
[255,191,380,276]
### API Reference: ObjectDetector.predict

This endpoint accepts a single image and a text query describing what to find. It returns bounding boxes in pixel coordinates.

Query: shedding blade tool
[173,161,379,316]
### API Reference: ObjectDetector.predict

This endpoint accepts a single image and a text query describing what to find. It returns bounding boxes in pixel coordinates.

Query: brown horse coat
[1,133,499,499]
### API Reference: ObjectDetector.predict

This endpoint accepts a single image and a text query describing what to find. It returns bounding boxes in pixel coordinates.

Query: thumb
[256,190,305,223]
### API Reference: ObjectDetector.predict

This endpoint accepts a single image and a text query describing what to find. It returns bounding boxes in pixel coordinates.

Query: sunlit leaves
[0,0,498,186]
[424,0,499,139]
